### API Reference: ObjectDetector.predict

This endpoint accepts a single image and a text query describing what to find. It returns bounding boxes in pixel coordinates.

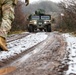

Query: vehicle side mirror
[27,18,29,21]
[51,18,55,23]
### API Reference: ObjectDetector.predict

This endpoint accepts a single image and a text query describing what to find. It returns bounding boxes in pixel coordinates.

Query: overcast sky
[21,0,62,3]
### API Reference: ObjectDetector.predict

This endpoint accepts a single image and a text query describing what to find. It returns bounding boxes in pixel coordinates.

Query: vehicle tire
[46,24,51,32]
[39,28,43,31]
[28,25,34,32]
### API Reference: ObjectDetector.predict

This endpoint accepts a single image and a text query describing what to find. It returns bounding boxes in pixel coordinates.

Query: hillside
[21,0,61,14]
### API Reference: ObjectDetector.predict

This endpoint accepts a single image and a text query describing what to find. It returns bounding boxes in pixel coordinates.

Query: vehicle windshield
[41,16,51,20]
[31,16,39,20]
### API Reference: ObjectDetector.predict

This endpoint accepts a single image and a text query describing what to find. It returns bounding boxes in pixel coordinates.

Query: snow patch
[62,33,76,75]
[0,33,48,61]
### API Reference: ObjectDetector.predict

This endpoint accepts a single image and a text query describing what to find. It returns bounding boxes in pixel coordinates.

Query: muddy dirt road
[0,32,66,75]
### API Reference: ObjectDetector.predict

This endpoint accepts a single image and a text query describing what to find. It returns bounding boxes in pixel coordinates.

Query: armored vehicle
[28,9,51,32]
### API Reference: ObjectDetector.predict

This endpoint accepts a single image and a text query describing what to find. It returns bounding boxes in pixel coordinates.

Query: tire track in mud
[5,32,66,75]
[0,32,47,67]
[0,32,30,67]
[7,32,30,42]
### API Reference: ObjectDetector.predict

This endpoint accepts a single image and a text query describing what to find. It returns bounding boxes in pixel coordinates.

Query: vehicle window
[41,16,51,20]
[31,16,39,20]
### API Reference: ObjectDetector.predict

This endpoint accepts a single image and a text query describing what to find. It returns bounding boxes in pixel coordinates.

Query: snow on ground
[0,33,48,61]
[62,33,76,75]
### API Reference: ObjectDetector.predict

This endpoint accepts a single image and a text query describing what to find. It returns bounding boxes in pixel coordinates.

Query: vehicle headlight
[34,21,37,24]
[44,21,47,24]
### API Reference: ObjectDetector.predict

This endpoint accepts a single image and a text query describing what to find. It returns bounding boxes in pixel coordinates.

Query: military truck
[27,9,51,32]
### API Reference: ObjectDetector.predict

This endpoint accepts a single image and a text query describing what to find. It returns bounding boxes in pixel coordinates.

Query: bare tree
[11,1,29,31]
[59,0,76,32]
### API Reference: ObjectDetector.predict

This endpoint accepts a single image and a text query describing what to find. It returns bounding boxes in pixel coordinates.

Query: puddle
[0,66,16,75]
